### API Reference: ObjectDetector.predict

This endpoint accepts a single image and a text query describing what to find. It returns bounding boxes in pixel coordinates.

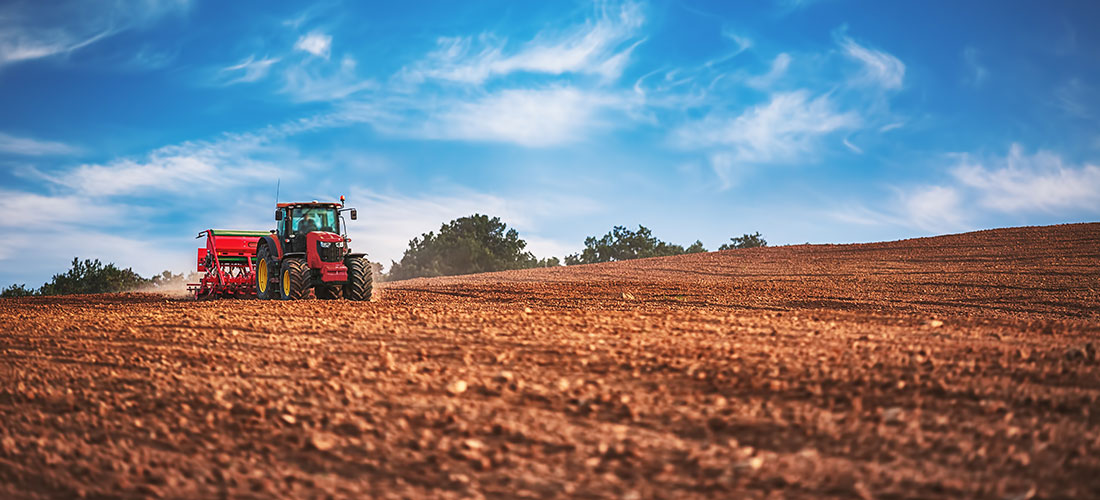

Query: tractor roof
[276,201,342,208]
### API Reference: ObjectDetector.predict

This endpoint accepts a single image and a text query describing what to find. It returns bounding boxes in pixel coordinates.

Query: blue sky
[1,0,1098,287]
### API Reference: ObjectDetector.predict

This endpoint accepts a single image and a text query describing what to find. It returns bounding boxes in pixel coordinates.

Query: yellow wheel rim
[257,260,267,293]
[282,269,291,297]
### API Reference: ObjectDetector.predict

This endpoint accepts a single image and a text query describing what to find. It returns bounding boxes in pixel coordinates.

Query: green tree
[565,225,693,265]
[387,214,559,280]
[38,258,150,295]
[719,232,768,250]
[1,284,37,297]
[685,240,707,254]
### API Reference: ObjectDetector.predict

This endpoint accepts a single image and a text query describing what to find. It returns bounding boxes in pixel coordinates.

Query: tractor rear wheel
[344,257,372,301]
[315,285,343,300]
[255,246,275,300]
[279,258,310,300]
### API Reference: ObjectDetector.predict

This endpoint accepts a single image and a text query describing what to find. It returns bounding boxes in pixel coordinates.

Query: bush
[387,214,559,280]
[38,258,150,296]
[719,232,768,250]
[565,225,704,265]
[1,284,37,298]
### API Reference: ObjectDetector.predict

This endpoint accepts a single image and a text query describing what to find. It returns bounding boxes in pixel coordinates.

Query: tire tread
[345,257,372,301]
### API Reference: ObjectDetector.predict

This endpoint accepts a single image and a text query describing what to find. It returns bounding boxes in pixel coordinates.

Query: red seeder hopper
[187,229,270,299]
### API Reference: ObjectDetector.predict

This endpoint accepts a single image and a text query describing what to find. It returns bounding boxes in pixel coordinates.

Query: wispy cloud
[1053,78,1094,119]
[837,34,905,89]
[0,131,79,156]
[218,32,371,100]
[0,189,121,233]
[745,52,791,88]
[0,0,189,69]
[402,1,644,84]
[426,87,632,147]
[282,55,375,101]
[221,55,281,84]
[673,91,860,184]
[32,130,298,197]
[899,185,967,231]
[342,86,636,147]
[952,144,1100,213]
[831,184,969,234]
[836,144,1100,233]
[294,32,332,59]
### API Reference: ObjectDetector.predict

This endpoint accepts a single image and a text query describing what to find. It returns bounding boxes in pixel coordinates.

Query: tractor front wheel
[255,246,275,300]
[279,258,310,300]
[344,257,372,301]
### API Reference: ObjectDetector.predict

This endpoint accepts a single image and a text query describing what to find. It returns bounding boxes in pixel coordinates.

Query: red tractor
[253,199,372,301]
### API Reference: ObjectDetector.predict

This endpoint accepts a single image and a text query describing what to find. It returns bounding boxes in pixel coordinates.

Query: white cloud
[745,52,791,89]
[36,132,289,197]
[294,32,332,59]
[0,189,120,232]
[282,55,375,101]
[707,153,750,190]
[342,86,635,147]
[830,185,968,234]
[719,28,752,54]
[0,132,78,156]
[403,1,644,84]
[952,144,1100,213]
[426,87,630,147]
[0,0,189,69]
[836,144,1100,234]
[674,90,860,166]
[842,136,863,154]
[222,55,281,84]
[838,35,905,89]
[900,185,966,231]
[218,39,371,100]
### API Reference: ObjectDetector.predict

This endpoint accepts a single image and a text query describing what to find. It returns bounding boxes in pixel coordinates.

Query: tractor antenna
[275,179,281,205]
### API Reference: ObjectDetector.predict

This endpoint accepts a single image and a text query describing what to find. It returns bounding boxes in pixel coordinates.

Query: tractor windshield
[291,207,340,235]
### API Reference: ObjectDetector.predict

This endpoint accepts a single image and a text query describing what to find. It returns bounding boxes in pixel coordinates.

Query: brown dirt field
[1,223,1098,499]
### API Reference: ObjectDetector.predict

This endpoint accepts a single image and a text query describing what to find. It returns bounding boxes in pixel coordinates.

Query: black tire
[344,257,372,301]
[316,285,343,300]
[279,258,310,300]
[255,245,275,300]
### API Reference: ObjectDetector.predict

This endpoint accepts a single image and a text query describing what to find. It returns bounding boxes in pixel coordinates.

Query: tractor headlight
[319,241,332,248]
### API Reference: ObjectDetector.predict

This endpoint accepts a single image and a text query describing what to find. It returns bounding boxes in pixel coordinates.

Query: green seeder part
[216,256,255,263]
[209,229,270,237]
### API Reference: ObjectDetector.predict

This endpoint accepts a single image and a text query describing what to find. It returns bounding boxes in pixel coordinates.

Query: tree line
[1,258,187,298]
[1,214,768,296]
[385,214,765,280]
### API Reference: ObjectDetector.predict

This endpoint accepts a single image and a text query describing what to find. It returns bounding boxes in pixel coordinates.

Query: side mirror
[275,210,283,221]
[350,209,357,220]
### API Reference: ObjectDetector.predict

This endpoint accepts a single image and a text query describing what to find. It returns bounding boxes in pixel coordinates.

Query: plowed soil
[2,223,1099,499]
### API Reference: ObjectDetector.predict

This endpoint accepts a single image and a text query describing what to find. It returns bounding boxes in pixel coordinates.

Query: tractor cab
[275,201,355,254]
